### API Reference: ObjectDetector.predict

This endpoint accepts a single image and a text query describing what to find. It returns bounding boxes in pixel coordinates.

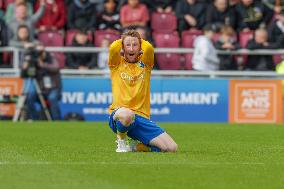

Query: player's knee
[117,109,135,126]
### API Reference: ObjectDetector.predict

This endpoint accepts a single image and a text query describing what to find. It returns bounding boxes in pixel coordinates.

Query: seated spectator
[0,17,8,68]
[245,28,278,70]
[175,0,206,33]
[67,0,97,32]
[66,30,97,69]
[145,0,177,13]
[235,0,274,32]
[34,0,66,32]
[97,38,110,69]
[9,25,37,48]
[206,0,237,31]
[90,0,105,13]
[192,24,220,71]
[5,0,33,24]
[215,25,241,70]
[8,1,45,42]
[268,9,284,47]
[98,0,121,31]
[262,0,284,14]
[120,0,150,30]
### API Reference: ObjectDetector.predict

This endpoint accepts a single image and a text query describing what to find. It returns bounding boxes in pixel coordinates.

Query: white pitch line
[0,161,279,166]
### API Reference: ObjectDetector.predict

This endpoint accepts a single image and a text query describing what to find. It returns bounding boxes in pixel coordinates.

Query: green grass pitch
[0,122,284,189]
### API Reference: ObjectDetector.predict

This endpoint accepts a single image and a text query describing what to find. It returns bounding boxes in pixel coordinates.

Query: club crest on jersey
[138,61,145,68]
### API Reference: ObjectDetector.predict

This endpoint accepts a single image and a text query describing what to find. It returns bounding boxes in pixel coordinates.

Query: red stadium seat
[153,31,180,47]
[237,31,254,66]
[94,30,120,47]
[273,54,284,65]
[37,31,65,68]
[239,31,254,48]
[65,29,93,46]
[37,31,64,46]
[151,12,177,32]
[153,31,182,70]
[184,53,193,70]
[181,30,202,48]
[0,0,4,9]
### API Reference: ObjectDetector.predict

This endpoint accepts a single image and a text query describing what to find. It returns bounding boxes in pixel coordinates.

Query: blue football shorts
[108,109,165,145]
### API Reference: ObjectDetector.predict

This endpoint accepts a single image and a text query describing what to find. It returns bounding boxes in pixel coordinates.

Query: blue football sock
[150,146,161,152]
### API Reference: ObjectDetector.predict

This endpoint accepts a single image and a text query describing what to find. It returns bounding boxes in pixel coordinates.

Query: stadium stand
[153,31,182,70]
[94,29,120,47]
[151,12,177,32]
[37,31,65,68]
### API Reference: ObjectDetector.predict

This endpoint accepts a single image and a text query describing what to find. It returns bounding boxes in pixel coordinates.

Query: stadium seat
[153,31,180,47]
[0,0,4,9]
[181,30,202,48]
[237,31,254,66]
[94,30,120,47]
[153,31,182,70]
[65,29,93,46]
[37,31,65,68]
[273,55,284,65]
[4,0,13,8]
[37,31,64,46]
[239,31,254,48]
[184,53,193,70]
[151,12,177,32]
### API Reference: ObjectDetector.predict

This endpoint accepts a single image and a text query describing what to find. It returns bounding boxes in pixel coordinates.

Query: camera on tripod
[21,44,44,78]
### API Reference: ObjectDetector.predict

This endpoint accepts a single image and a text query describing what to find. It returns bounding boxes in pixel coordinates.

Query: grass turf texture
[0,122,284,189]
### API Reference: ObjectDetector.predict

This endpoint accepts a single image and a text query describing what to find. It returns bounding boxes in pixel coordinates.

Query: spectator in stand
[0,18,8,68]
[245,28,279,70]
[144,0,177,13]
[90,0,105,13]
[235,0,274,32]
[5,0,33,24]
[9,25,41,68]
[34,0,66,32]
[215,25,241,70]
[262,0,284,15]
[98,0,121,31]
[192,24,220,71]
[135,26,153,43]
[67,0,97,32]
[66,30,97,69]
[8,1,45,41]
[268,9,284,47]
[97,38,110,69]
[206,0,237,31]
[120,0,150,30]
[175,0,206,33]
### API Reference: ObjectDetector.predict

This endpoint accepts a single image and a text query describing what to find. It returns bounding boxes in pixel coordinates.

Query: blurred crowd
[0,0,283,71]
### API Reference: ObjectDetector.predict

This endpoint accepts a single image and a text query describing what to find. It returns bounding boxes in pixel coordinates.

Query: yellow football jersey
[108,39,154,119]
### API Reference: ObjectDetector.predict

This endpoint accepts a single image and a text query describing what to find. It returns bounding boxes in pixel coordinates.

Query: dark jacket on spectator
[98,9,121,31]
[268,20,284,47]
[145,0,177,12]
[67,0,97,31]
[215,39,241,70]
[175,0,206,31]
[206,3,237,31]
[235,1,273,31]
[66,39,97,69]
[245,39,277,70]
[0,18,8,67]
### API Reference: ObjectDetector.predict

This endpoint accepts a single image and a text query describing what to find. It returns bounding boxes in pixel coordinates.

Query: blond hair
[121,30,142,45]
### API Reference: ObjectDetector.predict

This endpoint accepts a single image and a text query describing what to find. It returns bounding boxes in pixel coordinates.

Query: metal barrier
[0,46,284,78]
